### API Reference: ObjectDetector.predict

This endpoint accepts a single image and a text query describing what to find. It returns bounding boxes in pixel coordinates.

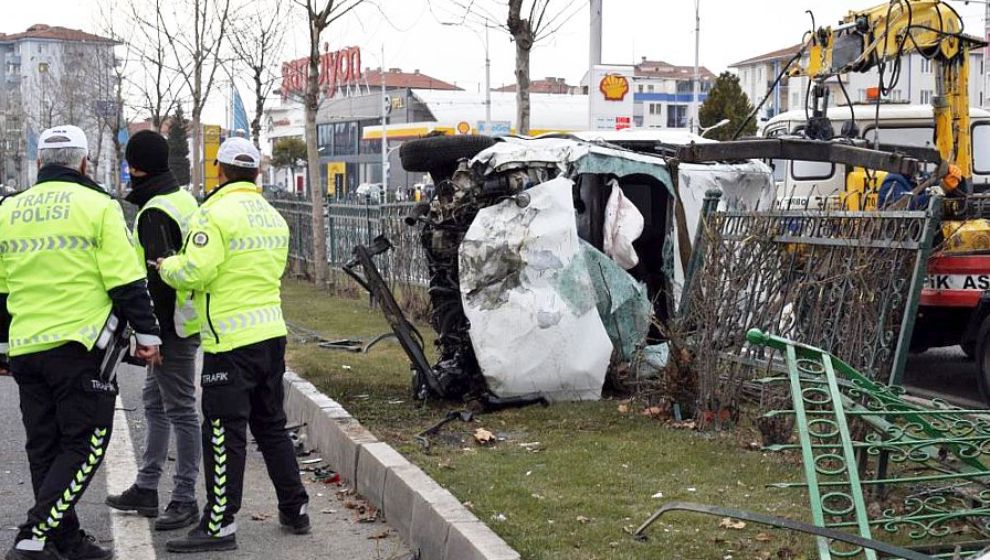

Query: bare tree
[448,0,581,135]
[158,0,234,196]
[126,0,183,132]
[229,0,289,149]
[95,3,131,194]
[292,0,367,287]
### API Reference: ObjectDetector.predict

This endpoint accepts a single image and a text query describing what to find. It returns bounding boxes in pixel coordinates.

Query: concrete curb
[283,371,521,560]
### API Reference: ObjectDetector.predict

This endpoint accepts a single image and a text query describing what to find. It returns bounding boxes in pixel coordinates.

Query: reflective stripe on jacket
[0,181,147,356]
[159,181,288,353]
[134,189,201,338]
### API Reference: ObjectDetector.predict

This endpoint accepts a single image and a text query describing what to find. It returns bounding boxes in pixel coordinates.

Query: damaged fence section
[639,330,990,560]
[753,330,990,559]
[681,192,941,412]
[269,197,428,287]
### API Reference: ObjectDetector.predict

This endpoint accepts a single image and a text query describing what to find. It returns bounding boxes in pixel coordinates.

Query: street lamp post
[442,20,491,134]
[699,118,730,138]
[692,0,701,133]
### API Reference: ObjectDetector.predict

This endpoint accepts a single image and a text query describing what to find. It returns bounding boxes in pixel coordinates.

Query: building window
[647,84,655,93]
[920,57,932,74]
[638,84,643,93]
[920,89,933,104]
[667,105,688,128]
[317,124,332,153]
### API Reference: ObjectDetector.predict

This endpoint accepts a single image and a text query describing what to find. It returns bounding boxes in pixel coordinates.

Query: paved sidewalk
[1,365,410,560]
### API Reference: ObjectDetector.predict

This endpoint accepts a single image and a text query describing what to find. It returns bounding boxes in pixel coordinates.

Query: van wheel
[399,135,496,175]
[976,317,990,405]
[962,342,976,360]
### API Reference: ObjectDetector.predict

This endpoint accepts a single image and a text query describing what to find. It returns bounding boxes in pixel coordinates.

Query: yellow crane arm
[796,0,983,187]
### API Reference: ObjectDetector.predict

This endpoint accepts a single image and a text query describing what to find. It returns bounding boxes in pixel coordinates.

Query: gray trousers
[135,332,202,504]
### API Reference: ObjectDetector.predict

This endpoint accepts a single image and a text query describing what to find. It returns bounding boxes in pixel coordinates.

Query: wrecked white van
[388,132,774,405]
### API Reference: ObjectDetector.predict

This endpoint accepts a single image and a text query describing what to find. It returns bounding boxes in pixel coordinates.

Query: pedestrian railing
[269,196,429,287]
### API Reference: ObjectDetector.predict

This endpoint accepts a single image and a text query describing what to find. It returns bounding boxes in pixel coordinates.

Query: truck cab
[761,104,990,209]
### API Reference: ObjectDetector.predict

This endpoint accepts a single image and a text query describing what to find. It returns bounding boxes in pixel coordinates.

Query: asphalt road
[0,364,410,560]
[903,346,986,408]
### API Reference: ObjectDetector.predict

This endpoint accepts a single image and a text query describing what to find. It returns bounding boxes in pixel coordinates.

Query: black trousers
[200,337,308,535]
[12,343,116,546]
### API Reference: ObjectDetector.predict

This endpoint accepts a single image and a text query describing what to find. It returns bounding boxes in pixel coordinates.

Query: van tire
[399,135,496,173]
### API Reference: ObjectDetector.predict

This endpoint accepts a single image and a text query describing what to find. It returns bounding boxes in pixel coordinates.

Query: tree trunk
[305,21,329,287]
[91,126,104,184]
[191,110,203,197]
[252,68,264,149]
[514,42,531,135]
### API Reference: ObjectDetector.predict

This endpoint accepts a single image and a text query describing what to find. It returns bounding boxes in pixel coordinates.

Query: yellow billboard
[327,162,345,196]
[203,125,222,193]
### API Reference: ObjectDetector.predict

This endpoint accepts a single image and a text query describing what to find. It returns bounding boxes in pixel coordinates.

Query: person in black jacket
[105,131,203,532]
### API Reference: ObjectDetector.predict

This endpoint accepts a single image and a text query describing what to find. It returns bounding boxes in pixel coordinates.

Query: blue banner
[232,88,250,137]
[26,124,38,161]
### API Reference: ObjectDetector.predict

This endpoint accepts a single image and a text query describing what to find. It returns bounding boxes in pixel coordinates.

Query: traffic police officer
[105,130,203,531]
[160,137,308,553]
[1,125,161,560]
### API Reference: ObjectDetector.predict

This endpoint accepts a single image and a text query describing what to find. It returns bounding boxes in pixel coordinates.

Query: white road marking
[105,396,157,559]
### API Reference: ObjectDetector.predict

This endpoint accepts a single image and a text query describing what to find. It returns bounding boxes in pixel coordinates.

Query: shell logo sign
[599,73,630,102]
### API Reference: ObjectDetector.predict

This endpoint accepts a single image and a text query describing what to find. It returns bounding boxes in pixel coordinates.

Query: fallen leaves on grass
[641,406,666,419]
[754,532,772,542]
[718,518,746,530]
[474,428,496,445]
[576,516,591,524]
[667,420,697,430]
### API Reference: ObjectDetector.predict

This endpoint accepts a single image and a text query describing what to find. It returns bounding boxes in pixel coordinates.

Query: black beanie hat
[125,130,171,175]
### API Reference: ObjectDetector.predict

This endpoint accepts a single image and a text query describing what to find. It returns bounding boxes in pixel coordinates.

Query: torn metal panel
[470,137,674,193]
[582,241,652,362]
[459,177,613,401]
[672,161,776,304]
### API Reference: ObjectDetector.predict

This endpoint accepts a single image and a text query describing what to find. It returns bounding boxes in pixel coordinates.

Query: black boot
[105,485,157,518]
[165,527,237,554]
[278,512,311,535]
[54,531,111,560]
[154,501,199,531]
[4,542,64,560]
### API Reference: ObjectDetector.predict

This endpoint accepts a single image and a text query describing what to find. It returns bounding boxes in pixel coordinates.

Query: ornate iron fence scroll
[681,192,942,411]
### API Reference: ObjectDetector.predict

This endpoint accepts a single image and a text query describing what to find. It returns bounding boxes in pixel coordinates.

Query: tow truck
[678,0,990,401]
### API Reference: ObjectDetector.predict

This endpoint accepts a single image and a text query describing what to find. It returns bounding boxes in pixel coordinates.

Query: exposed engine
[412,159,559,401]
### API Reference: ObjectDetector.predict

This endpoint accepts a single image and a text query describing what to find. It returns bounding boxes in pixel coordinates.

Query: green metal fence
[269,196,428,286]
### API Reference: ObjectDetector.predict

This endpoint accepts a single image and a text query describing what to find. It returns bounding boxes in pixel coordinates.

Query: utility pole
[692,0,701,133]
[589,0,603,129]
[380,44,389,195]
[484,22,491,134]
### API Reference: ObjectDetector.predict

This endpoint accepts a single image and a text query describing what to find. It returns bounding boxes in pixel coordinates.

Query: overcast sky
[2,0,987,124]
